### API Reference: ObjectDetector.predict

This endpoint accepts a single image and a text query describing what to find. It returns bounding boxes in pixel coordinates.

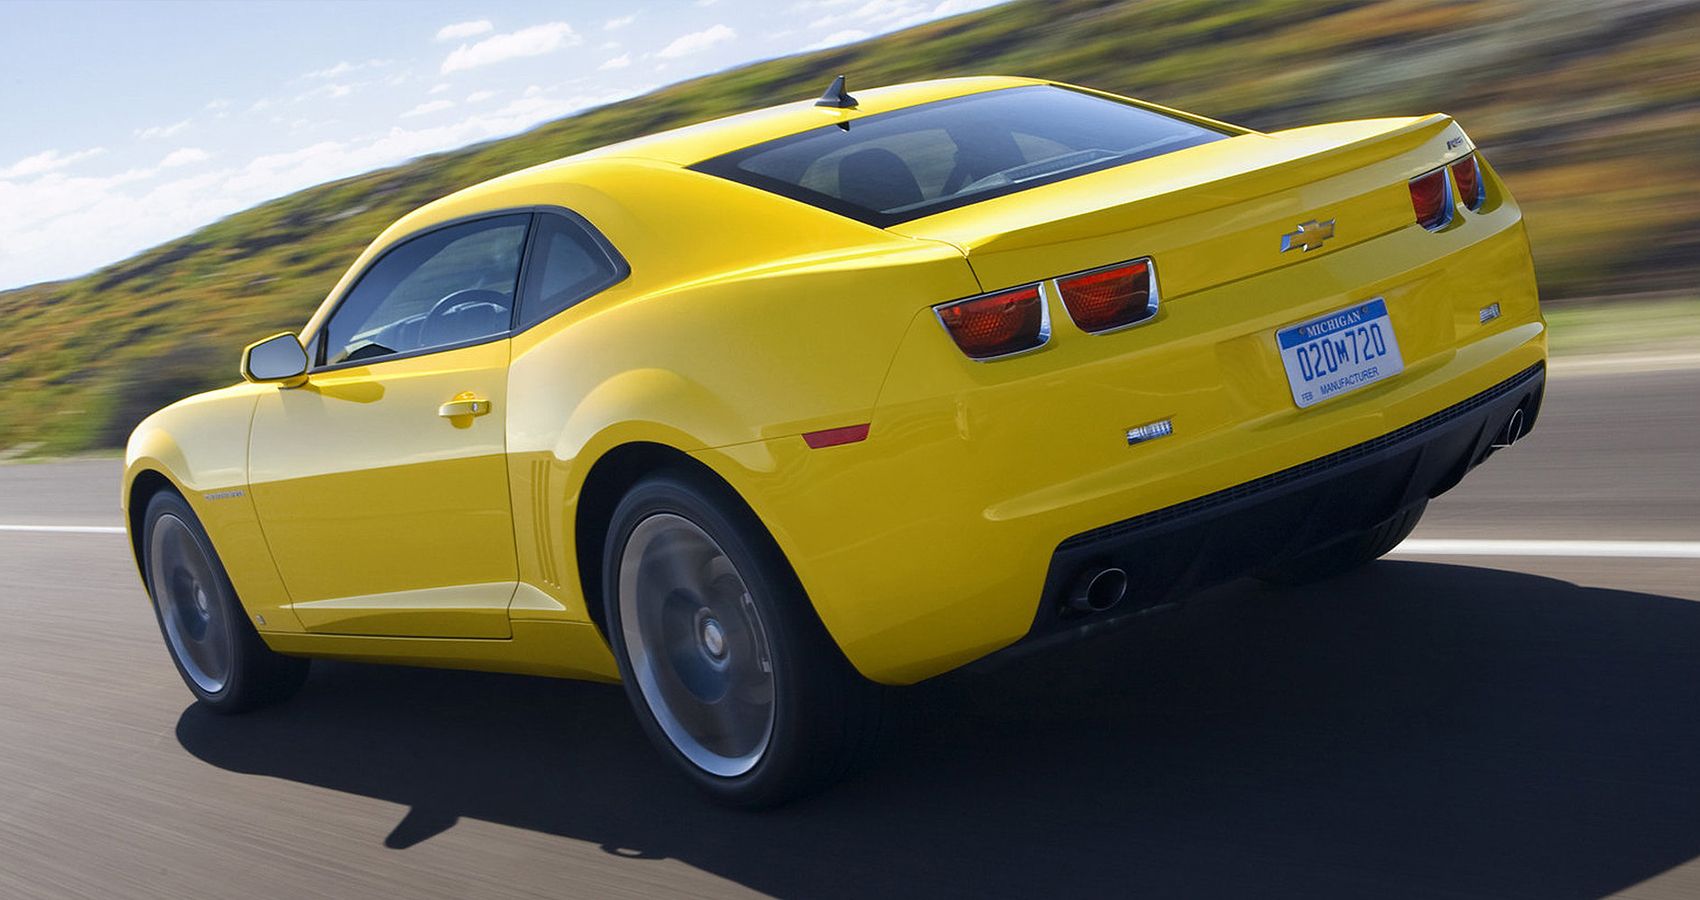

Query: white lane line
[0,524,126,534]
[1392,539,1700,559]
[1549,351,1700,377]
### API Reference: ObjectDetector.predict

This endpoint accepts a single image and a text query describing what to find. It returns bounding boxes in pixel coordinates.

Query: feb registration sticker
[1276,298,1405,408]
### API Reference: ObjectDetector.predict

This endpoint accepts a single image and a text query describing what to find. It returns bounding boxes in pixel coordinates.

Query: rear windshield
[691,85,1229,227]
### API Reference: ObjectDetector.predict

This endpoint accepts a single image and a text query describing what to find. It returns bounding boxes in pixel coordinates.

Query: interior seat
[836,148,923,212]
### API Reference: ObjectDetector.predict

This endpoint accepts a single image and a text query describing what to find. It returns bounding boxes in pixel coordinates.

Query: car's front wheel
[602,472,883,807]
[142,490,309,712]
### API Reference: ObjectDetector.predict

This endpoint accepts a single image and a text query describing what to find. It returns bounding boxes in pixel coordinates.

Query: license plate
[1276,298,1405,408]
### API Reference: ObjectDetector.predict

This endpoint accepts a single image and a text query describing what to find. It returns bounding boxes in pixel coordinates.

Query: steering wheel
[426,288,508,323]
[422,288,509,345]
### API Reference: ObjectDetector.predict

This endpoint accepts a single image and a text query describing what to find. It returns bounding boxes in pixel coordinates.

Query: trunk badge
[1126,418,1174,446]
[1280,218,1336,253]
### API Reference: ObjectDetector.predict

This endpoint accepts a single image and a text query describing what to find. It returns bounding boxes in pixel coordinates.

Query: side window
[321,214,531,367]
[514,213,624,332]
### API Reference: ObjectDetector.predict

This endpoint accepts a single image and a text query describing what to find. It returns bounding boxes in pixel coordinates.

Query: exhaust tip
[1493,407,1525,449]
[1068,567,1129,613]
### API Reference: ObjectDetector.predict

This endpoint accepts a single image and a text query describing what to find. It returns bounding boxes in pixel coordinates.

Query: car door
[248,212,533,639]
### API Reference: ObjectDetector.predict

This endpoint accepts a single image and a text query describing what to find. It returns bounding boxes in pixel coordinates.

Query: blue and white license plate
[1276,298,1405,408]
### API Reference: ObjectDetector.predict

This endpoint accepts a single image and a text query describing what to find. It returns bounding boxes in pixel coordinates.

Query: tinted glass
[515,213,624,331]
[692,86,1228,226]
[322,214,531,366]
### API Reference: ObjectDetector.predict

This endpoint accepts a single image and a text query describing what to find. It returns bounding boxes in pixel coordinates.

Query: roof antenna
[814,74,858,109]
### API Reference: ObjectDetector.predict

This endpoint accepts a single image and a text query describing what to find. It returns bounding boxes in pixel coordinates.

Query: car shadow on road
[177,561,1700,898]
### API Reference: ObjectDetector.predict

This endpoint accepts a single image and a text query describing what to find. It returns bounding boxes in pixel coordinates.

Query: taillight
[1057,258,1158,333]
[934,284,1049,360]
[1409,167,1453,231]
[1450,153,1485,211]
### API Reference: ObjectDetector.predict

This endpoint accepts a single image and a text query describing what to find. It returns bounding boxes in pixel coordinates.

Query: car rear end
[692,82,1545,684]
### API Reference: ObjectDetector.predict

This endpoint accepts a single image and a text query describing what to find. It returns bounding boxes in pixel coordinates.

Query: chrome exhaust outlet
[1067,567,1129,613]
[1493,407,1525,449]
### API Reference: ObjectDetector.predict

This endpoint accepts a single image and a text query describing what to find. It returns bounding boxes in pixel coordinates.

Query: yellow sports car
[124,75,1545,805]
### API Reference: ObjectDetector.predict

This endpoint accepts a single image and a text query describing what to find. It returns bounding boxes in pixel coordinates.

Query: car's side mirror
[240,333,309,387]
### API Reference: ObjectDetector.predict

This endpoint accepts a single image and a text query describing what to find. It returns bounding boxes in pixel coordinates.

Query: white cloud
[696,0,720,6]
[598,53,631,70]
[440,22,581,74]
[135,120,190,140]
[159,147,211,168]
[657,24,736,59]
[465,90,497,103]
[804,29,869,49]
[0,147,107,180]
[604,14,635,30]
[292,83,353,102]
[204,98,230,111]
[289,82,356,104]
[402,99,456,118]
[305,61,356,79]
[303,58,389,79]
[472,87,634,131]
[428,83,451,95]
[435,19,493,42]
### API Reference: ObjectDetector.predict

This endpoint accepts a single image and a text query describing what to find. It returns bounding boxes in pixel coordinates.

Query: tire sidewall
[600,472,819,806]
[142,490,251,708]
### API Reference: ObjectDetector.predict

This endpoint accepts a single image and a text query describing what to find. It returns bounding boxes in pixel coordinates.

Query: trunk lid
[890,114,1474,298]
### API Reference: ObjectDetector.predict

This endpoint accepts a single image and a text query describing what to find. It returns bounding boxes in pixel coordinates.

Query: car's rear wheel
[142,490,308,712]
[602,472,883,807]
[1256,499,1427,587]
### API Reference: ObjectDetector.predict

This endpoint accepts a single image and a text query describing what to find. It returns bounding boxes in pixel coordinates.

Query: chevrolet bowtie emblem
[1280,218,1336,253]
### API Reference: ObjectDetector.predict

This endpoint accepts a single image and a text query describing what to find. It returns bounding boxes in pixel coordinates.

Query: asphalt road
[2,366,1698,899]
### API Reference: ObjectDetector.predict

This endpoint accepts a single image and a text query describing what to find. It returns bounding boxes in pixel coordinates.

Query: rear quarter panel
[493,162,982,624]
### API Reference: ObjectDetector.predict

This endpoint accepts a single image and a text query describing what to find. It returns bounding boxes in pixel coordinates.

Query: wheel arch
[125,467,180,576]
[573,441,739,641]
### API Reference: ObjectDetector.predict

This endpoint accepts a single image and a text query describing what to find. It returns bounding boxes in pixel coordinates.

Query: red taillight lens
[1409,168,1452,231]
[1450,153,1484,210]
[1057,259,1156,333]
[934,284,1047,359]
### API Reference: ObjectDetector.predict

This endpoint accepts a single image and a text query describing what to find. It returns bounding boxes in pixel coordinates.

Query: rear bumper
[1007,361,1544,659]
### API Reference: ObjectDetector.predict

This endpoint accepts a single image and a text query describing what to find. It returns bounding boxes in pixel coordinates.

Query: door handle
[438,394,492,418]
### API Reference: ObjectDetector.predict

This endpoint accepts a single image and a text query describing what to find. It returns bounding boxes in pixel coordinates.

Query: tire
[601,471,884,807]
[1256,499,1428,587]
[141,490,309,713]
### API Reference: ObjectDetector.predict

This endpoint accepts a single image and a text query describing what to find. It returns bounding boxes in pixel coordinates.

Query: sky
[0,0,1002,291]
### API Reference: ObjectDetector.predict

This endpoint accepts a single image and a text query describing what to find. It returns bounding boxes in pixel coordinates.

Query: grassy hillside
[2,0,1696,455]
